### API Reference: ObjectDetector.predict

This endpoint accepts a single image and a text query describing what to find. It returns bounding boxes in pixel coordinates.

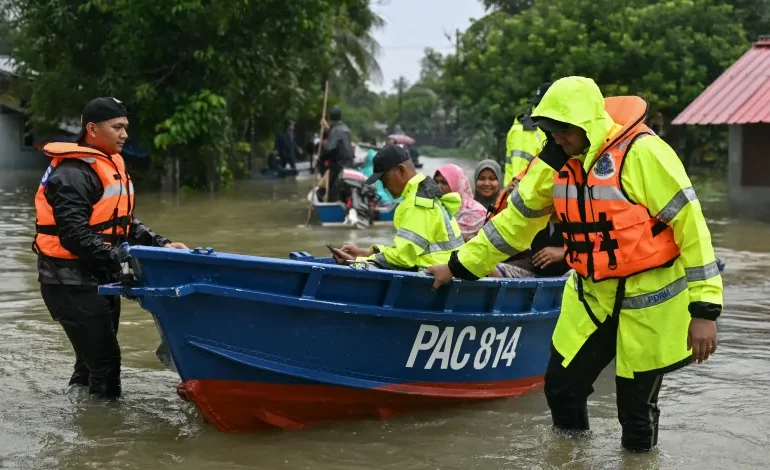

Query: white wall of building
[0,109,47,170]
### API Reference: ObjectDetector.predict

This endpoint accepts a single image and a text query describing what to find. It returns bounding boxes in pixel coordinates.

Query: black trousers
[40,284,122,398]
[544,314,664,451]
[280,152,297,170]
[326,164,343,202]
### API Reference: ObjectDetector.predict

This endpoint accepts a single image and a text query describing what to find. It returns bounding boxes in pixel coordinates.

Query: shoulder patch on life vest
[592,152,615,180]
[40,164,54,187]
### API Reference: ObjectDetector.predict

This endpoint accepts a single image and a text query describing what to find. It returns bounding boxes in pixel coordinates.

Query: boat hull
[176,376,543,431]
[313,202,397,226]
[100,247,565,432]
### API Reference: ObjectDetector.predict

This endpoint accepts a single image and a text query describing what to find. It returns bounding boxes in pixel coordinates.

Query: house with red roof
[673,37,770,221]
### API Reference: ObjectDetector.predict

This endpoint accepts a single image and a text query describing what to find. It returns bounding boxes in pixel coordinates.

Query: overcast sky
[368,0,487,93]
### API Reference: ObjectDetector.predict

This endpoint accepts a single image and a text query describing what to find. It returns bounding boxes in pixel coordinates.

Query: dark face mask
[538,131,570,170]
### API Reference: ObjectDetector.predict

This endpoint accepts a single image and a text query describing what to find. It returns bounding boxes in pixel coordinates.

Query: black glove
[538,133,570,170]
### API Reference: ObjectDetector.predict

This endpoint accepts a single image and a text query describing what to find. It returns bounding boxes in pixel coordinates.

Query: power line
[379,45,456,50]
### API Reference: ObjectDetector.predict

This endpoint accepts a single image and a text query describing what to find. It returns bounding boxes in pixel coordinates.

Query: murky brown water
[0,159,768,470]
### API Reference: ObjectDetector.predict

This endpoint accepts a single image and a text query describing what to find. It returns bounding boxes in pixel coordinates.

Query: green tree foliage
[2,0,379,190]
[728,0,770,42]
[331,3,384,91]
[480,0,534,15]
[154,90,232,192]
[442,0,750,160]
[394,85,440,132]
[336,82,388,143]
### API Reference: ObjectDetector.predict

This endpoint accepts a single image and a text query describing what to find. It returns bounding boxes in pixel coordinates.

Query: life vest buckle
[593,233,603,252]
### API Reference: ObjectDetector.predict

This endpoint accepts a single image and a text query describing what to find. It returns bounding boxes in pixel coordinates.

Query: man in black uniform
[34,97,187,398]
[320,105,353,201]
[275,119,303,170]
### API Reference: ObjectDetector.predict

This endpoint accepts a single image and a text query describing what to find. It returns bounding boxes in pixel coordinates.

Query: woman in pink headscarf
[433,164,487,241]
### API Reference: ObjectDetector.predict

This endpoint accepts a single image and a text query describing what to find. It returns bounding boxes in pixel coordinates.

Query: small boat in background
[307,168,398,228]
[311,199,397,227]
[259,167,299,179]
[100,246,565,433]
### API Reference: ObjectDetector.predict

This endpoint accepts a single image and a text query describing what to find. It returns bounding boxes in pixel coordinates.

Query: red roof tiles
[672,39,770,125]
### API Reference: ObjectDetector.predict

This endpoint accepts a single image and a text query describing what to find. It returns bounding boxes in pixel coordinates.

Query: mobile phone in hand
[327,244,345,260]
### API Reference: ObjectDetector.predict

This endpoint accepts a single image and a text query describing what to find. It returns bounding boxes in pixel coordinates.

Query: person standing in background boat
[320,105,353,202]
[333,145,464,271]
[503,82,550,188]
[427,76,723,452]
[473,159,502,212]
[33,97,188,399]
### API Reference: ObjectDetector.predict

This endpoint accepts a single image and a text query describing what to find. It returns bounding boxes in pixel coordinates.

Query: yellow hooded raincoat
[504,116,546,185]
[361,173,464,270]
[456,77,723,379]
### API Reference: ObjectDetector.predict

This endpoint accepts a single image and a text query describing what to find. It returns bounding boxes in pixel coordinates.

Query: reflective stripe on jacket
[504,115,544,185]
[361,173,464,270]
[487,156,539,222]
[455,76,723,378]
[34,142,134,260]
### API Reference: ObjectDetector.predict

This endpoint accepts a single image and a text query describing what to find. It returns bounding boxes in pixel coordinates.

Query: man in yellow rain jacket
[427,76,722,451]
[503,82,550,186]
[336,144,464,270]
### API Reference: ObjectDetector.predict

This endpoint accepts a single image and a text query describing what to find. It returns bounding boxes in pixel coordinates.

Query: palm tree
[329,1,384,94]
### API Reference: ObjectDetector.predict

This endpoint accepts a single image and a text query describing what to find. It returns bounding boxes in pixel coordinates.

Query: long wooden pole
[306,80,330,225]
[313,81,330,172]
[317,81,330,202]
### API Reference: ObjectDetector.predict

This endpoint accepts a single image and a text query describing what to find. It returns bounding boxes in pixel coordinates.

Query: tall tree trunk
[161,154,176,193]
[249,114,258,177]
[174,156,179,193]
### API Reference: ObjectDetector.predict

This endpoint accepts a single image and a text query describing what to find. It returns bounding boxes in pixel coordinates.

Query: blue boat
[100,246,565,432]
[313,201,398,226]
[259,167,299,179]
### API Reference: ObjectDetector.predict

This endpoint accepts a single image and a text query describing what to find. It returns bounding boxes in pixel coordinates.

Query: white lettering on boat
[406,325,522,370]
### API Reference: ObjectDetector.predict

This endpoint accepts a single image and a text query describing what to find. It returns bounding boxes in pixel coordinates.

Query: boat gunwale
[124,245,570,289]
[115,281,562,321]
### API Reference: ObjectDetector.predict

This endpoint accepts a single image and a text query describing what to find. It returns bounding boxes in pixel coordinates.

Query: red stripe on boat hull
[176,376,544,432]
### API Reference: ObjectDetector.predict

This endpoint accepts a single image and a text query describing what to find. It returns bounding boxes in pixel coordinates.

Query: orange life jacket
[552,96,680,281]
[486,157,539,222]
[33,142,134,260]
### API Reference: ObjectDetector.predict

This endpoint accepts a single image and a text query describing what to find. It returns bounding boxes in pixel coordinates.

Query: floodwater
[0,158,767,470]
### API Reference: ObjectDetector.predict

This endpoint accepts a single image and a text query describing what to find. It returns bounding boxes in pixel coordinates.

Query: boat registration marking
[405,325,522,370]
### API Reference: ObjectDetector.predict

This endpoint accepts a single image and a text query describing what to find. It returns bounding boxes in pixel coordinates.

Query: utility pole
[396,76,406,128]
[455,28,461,130]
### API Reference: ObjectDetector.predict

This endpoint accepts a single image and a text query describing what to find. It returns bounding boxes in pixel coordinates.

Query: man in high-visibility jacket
[427,76,722,451]
[334,144,464,270]
[503,82,551,186]
[34,97,188,398]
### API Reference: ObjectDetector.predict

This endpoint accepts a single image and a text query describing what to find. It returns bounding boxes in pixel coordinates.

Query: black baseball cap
[365,144,410,184]
[76,97,128,141]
